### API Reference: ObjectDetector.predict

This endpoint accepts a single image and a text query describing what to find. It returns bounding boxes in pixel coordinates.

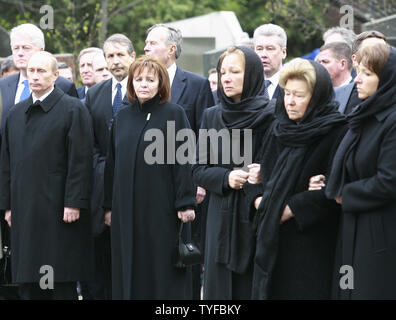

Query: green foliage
[0,0,350,67]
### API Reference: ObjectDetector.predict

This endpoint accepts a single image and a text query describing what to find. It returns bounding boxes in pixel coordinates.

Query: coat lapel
[171,67,186,105]
[335,83,354,114]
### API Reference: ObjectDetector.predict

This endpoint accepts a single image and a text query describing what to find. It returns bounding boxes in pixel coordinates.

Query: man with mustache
[84,33,135,300]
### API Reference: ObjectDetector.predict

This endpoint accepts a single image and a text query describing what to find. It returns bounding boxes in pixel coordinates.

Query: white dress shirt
[32,87,55,104]
[111,76,128,103]
[167,62,177,87]
[14,73,30,104]
[265,70,281,100]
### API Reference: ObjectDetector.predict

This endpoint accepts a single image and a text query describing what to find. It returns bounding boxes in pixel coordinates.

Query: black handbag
[173,222,203,268]
[0,245,12,285]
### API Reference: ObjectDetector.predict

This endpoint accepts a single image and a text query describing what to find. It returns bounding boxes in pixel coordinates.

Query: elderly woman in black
[248,58,347,299]
[192,46,275,299]
[326,43,396,299]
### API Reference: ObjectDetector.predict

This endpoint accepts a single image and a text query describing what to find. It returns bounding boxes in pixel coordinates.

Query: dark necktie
[264,79,271,99]
[19,79,30,102]
[112,83,122,116]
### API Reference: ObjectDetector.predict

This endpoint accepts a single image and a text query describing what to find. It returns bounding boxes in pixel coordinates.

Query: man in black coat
[144,24,214,299]
[0,51,93,300]
[84,33,136,300]
[0,23,77,131]
[253,23,287,102]
[76,47,103,100]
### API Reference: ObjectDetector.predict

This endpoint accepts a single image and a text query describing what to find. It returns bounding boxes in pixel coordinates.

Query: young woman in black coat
[104,56,196,299]
[248,58,347,299]
[192,46,275,299]
[326,43,396,299]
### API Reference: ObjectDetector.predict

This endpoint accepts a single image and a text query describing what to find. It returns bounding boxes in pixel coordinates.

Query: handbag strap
[178,221,184,241]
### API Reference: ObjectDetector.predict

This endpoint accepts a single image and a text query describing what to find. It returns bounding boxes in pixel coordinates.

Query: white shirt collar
[32,86,55,103]
[19,73,28,85]
[167,62,177,87]
[265,70,281,87]
[112,76,128,92]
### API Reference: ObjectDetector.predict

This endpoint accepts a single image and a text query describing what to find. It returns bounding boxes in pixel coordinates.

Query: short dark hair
[352,30,387,54]
[355,42,391,78]
[1,55,17,73]
[320,41,353,70]
[127,55,170,104]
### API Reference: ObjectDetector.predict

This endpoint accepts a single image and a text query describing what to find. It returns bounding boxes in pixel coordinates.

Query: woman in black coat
[326,43,396,299]
[248,58,347,299]
[104,56,196,299]
[192,46,275,299]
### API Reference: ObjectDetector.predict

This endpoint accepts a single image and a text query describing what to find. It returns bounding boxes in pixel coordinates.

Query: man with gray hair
[144,23,214,300]
[84,33,135,300]
[253,23,287,101]
[144,24,214,134]
[0,51,93,300]
[0,23,78,131]
[323,26,357,49]
[77,47,103,100]
[1,56,18,78]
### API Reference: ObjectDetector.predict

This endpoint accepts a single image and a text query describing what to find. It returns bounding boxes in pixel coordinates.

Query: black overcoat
[334,107,396,299]
[0,88,94,283]
[104,97,196,300]
[255,122,347,299]
[192,105,273,299]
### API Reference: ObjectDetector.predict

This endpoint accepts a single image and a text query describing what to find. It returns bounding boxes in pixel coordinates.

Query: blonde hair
[279,58,316,93]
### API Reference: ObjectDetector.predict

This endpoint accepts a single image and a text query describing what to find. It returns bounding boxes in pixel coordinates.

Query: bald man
[0,51,94,300]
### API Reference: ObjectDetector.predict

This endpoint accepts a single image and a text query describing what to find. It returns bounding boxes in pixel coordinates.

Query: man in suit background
[316,42,353,88]
[57,62,74,82]
[253,23,287,102]
[0,23,78,131]
[144,24,214,135]
[144,24,214,300]
[77,47,103,100]
[92,52,111,84]
[84,33,136,300]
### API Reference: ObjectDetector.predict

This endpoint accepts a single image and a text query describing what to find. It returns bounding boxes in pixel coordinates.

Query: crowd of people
[0,20,395,300]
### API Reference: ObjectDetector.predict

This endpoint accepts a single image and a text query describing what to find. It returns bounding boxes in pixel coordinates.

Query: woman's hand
[228,169,249,190]
[4,210,11,227]
[308,174,326,190]
[105,210,112,226]
[335,197,342,204]
[196,187,206,204]
[247,163,261,184]
[178,209,195,223]
[280,205,294,224]
[254,196,262,210]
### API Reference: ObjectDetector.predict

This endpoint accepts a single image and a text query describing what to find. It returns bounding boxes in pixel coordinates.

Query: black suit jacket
[77,86,86,100]
[0,73,78,130]
[171,67,214,134]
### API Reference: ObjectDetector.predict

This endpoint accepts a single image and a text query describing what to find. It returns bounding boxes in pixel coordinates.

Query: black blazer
[77,86,86,100]
[171,67,214,134]
[0,73,78,130]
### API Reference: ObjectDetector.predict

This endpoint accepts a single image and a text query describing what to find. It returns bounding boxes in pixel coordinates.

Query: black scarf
[214,46,275,275]
[252,61,346,299]
[325,47,396,200]
[217,46,273,130]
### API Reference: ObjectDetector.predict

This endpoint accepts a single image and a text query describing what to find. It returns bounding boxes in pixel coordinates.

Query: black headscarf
[214,46,275,276]
[326,46,396,200]
[252,60,346,299]
[216,46,273,129]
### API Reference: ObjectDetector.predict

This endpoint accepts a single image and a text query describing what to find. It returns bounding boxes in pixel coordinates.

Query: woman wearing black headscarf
[248,58,347,299]
[192,46,275,299]
[326,44,396,299]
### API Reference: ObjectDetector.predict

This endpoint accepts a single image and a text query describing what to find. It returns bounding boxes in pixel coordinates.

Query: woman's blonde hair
[279,58,316,93]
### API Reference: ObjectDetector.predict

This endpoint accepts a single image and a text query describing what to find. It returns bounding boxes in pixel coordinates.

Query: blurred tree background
[0,0,330,59]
